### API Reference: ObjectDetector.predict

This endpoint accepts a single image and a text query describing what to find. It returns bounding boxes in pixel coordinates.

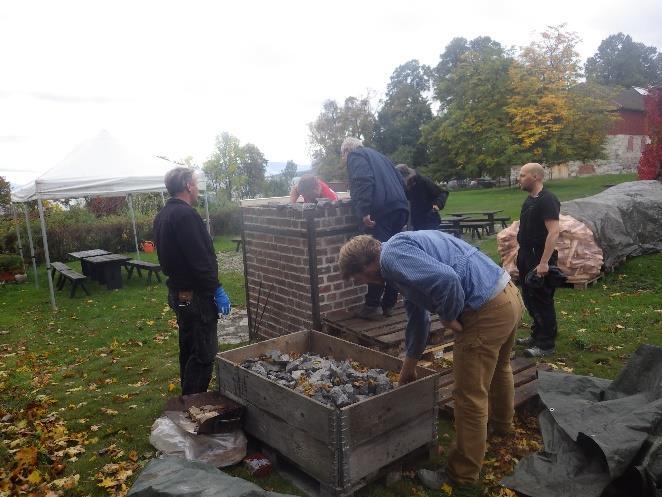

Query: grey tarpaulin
[127,456,298,497]
[561,180,662,270]
[502,344,662,497]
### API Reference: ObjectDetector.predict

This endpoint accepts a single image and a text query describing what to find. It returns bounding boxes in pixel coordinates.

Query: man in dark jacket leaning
[153,167,231,395]
[340,137,409,320]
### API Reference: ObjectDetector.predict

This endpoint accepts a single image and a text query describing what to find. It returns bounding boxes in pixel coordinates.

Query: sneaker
[417,469,454,490]
[516,336,535,347]
[382,306,394,317]
[523,346,555,357]
[354,305,382,321]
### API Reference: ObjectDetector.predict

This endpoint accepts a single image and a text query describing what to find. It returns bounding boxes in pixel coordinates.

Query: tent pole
[128,193,140,261]
[204,189,211,235]
[23,203,39,288]
[11,203,26,273]
[37,198,57,310]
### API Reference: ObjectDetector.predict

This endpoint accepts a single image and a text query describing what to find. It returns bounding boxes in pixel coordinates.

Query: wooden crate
[216,330,440,496]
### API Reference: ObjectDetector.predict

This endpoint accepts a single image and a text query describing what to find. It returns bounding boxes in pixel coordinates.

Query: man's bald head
[521,163,545,179]
[519,162,545,194]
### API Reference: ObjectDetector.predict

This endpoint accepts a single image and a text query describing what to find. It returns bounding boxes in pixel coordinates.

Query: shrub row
[0,204,240,262]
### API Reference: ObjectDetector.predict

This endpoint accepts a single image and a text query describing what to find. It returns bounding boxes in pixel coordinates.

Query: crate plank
[217,358,333,443]
[219,329,310,364]
[242,402,337,485]
[347,376,437,446]
[347,409,437,482]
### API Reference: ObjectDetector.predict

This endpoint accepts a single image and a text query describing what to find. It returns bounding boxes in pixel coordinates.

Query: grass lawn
[1,175,660,497]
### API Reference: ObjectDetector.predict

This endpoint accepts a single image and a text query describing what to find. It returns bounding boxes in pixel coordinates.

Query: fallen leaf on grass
[100,408,118,416]
[27,469,42,484]
[51,473,80,489]
[128,379,149,387]
[440,482,453,495]
[168,383,176,392]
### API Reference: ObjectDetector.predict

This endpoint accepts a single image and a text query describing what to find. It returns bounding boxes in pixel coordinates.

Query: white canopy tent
[10,130,210,310]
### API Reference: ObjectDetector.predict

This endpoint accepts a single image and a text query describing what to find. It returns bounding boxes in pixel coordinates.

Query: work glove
[214,286,231,316]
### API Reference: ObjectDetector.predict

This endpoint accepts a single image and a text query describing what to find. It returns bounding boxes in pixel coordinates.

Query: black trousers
[516,247,558,350]
[168,289,219,395]
[364,210,408,309]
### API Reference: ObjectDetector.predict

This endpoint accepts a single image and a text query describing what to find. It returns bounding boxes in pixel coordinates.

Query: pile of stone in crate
[241,350,397,408]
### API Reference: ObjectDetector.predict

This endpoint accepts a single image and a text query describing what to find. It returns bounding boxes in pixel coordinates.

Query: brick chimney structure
[239,194,365,340]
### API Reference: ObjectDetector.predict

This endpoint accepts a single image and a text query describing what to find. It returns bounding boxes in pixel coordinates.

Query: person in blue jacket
[338,231,523,487]
[340,137,409,320]
[396,164,449,230]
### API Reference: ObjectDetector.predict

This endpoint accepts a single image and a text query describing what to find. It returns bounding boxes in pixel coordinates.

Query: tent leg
[11,203,26,273]
[37,198,57,310]
[24,204,39,288]
[127,193,140,261]
[204,189,211,236]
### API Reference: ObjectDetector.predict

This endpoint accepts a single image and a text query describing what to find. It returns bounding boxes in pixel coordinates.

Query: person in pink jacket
[289,174,338,203]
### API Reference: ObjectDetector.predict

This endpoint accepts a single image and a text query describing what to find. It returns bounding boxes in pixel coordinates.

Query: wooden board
[437,357,547,415]
[566,272,603,290]
[323,301,450,352]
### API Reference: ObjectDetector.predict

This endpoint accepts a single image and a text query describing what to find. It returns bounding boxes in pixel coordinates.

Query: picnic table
[84,254,131,290]
[68,249,112,278]
[448,210,504,234]
[438,215,469,237]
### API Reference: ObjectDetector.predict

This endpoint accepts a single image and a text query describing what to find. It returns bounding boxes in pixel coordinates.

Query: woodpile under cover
[497,214,603,283]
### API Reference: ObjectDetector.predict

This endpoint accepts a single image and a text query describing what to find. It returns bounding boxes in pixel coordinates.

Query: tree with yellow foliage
[507,25,612,165]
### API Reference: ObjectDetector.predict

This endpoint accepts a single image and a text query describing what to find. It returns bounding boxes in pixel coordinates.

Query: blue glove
[214,286,231,316]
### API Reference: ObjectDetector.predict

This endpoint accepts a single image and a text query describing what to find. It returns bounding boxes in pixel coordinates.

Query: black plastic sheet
[502,344,662,497]
[561,180,662,270]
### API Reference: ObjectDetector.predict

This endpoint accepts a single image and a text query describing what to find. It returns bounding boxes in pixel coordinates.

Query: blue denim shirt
[380,231,506,358]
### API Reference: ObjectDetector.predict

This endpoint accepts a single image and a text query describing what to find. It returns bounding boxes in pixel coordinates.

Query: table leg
[104,263,124,290]
[487,214,495,234]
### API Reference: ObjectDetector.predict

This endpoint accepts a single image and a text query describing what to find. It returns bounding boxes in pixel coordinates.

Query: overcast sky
[1,0,661,187]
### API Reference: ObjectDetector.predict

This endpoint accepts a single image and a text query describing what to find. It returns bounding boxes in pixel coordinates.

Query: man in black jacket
[515,163,560,357]
[153,167,231,394]
[340,137,409,319]
[396,164,449,230]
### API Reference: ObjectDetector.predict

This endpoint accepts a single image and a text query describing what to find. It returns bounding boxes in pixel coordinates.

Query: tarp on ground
[561,180,662,270]
[10,130,206,202]
[127,456,298,497]
[502,344,662,497]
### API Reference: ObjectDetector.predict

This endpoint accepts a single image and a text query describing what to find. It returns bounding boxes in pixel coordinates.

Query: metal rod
[251,280,263,341]
[127,193,140,261]
[37,198,57,310]
[254,284,272,340]
[23,203,38,288]
[11,203,26,273]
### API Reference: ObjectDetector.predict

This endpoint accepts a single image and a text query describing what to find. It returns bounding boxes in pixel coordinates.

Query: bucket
[141,241,155,253]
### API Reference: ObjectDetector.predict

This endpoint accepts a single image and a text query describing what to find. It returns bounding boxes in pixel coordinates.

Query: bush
[0,202,241,263]
[209,204,240,236]
[0,254,22,273]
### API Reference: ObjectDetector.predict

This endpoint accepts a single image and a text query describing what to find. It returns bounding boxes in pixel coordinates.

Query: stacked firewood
[497,214,603,283]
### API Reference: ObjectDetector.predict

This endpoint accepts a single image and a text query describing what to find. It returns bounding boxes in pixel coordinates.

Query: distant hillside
[265,161,310,177]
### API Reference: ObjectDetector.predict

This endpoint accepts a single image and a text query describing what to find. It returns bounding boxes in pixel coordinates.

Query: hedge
[0,204,240,263]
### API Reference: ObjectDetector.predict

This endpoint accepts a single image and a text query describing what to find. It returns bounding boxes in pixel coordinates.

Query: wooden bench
[124,260,162,284]
[459,221,492,239]
[50,261,90,298]
[493,216,511,229]
[231,238,243,252]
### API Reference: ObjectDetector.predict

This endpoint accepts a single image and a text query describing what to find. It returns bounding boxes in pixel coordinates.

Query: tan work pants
[447,280,524,484]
